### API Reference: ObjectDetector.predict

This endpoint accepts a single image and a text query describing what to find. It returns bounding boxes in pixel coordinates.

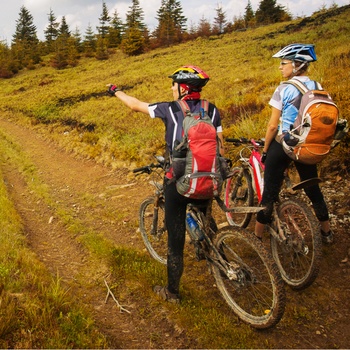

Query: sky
[0,0,349,43]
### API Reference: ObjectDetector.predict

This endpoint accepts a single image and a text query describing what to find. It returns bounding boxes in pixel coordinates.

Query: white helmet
[272,43,317,62]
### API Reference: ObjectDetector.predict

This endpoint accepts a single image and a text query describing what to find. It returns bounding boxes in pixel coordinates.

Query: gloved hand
[107,84,120,96]
[261,152,267,164]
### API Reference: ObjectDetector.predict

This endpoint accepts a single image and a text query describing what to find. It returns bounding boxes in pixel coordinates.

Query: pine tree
[72,26,83,53]
[96,36,109,60]
[121,26,145,56]
[255,0,291,24]
[0,41,16,78]
[12,6,40,68]
[108,10,123,48]
[154,0,187,47]
[213,4,227,34]
[44,8,59,51]
[83,23,96,57]
[51,17,78,69]
[58,16,71,37]
[244,0,255,27]
[122,0,147,55]
[12,6,38,44]
[197,16,211,38]
[97,1,111,38]
[124,0,146,30]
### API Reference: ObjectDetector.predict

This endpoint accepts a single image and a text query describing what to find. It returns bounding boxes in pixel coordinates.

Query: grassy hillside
[0,5,349,169]
[0,162,107,348]
[0,6,349,348]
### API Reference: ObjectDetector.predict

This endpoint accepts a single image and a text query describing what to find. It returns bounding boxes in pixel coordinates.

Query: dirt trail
[0,117,196,348]
[1,116,349,349]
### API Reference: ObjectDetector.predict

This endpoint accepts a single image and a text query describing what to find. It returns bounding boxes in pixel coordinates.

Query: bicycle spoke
[139,197,167,265]
[270,199,321,289]
[211,228,285,329]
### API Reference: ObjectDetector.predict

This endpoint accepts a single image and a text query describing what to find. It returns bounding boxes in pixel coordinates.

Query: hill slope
[0,5,349,167]
[0,6,349,349]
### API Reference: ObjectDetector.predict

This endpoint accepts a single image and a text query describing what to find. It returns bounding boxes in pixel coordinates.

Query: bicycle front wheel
[224,167,254,227]
[270,199,322,290]
[211,228,285,329]
[139,196,167,265]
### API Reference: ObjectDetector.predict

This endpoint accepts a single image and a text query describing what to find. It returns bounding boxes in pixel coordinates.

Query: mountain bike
[224,138,322,290]
[133,156,285,329]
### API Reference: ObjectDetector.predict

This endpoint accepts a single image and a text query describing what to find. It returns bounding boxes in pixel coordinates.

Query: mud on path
[0,116,350,349]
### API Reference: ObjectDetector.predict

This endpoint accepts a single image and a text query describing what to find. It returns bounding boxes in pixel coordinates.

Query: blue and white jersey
[269,76,321,133]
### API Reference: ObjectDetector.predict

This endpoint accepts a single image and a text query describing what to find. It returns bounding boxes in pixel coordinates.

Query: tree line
[0,0,333,78]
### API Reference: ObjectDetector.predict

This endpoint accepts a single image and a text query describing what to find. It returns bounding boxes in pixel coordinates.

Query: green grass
[0,165,107,348]
[0,5,349,348]
[0,6,348,170]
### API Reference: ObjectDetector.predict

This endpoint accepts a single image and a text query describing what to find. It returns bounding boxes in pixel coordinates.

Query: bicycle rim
[224,168,254,227]
[139,197,167,265]
[270,199,322,290]
[212,228,285,329]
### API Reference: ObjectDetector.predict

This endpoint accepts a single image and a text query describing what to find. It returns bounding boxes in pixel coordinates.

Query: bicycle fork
[151,195,165,236]
[270,206,309,255]
[230,168,247,201]
[199,227,250,284]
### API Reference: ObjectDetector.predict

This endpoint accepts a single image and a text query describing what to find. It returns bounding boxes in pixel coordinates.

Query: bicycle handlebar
[226,137,265,147]
[132,163,163,174]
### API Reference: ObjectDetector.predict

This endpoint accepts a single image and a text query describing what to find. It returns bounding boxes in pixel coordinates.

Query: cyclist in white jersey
[255,43,334,245]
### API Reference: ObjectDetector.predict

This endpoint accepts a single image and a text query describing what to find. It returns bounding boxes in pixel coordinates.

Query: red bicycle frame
[248,139,265,203]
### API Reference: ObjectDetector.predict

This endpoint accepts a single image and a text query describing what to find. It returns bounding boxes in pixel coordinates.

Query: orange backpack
[278,80,339,164]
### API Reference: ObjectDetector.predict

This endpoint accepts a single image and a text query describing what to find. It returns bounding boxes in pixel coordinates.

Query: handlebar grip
[226,137,249,144]
[132,166,149,173]
[226,138,241,143]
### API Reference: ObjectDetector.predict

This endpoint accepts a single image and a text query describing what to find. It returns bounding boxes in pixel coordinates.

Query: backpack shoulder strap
[284,79,309,95]
[199,99,210,119]
[314,81,323,90]
[177,99,210,118]
[176,100,191,117]
[200,99,209,112]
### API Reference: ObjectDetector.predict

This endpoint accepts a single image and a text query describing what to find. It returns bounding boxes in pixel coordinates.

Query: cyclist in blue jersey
[108,66,224,303]
[255,43,333,244]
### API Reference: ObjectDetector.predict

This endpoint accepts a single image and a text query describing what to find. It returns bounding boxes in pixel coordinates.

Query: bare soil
[0,116,349,349]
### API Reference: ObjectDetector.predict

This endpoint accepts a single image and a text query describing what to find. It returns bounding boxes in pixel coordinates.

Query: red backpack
[172,100,223,200]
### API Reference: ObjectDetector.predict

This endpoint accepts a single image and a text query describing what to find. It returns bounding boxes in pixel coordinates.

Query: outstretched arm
[108,85,150,114]
[114,90,150,114]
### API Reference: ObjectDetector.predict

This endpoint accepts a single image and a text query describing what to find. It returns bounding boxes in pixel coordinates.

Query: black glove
[107,84,120,96]
[261,152,267,164]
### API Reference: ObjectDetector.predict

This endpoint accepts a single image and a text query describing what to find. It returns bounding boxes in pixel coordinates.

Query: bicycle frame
[234,139,265,203]
[248,140,265,203]
[186,202,236,275]
[134,155,286,327]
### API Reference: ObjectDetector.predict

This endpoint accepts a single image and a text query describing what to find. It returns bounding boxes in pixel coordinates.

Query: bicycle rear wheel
[211,228,285,329]
[270,199,321,290]
[224,167,254,227]
[139,196,167,265]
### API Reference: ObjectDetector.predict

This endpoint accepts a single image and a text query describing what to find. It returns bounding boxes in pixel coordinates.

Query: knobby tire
[211,228,286,329]
[139,196,167,265]
[270,199,322,290]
